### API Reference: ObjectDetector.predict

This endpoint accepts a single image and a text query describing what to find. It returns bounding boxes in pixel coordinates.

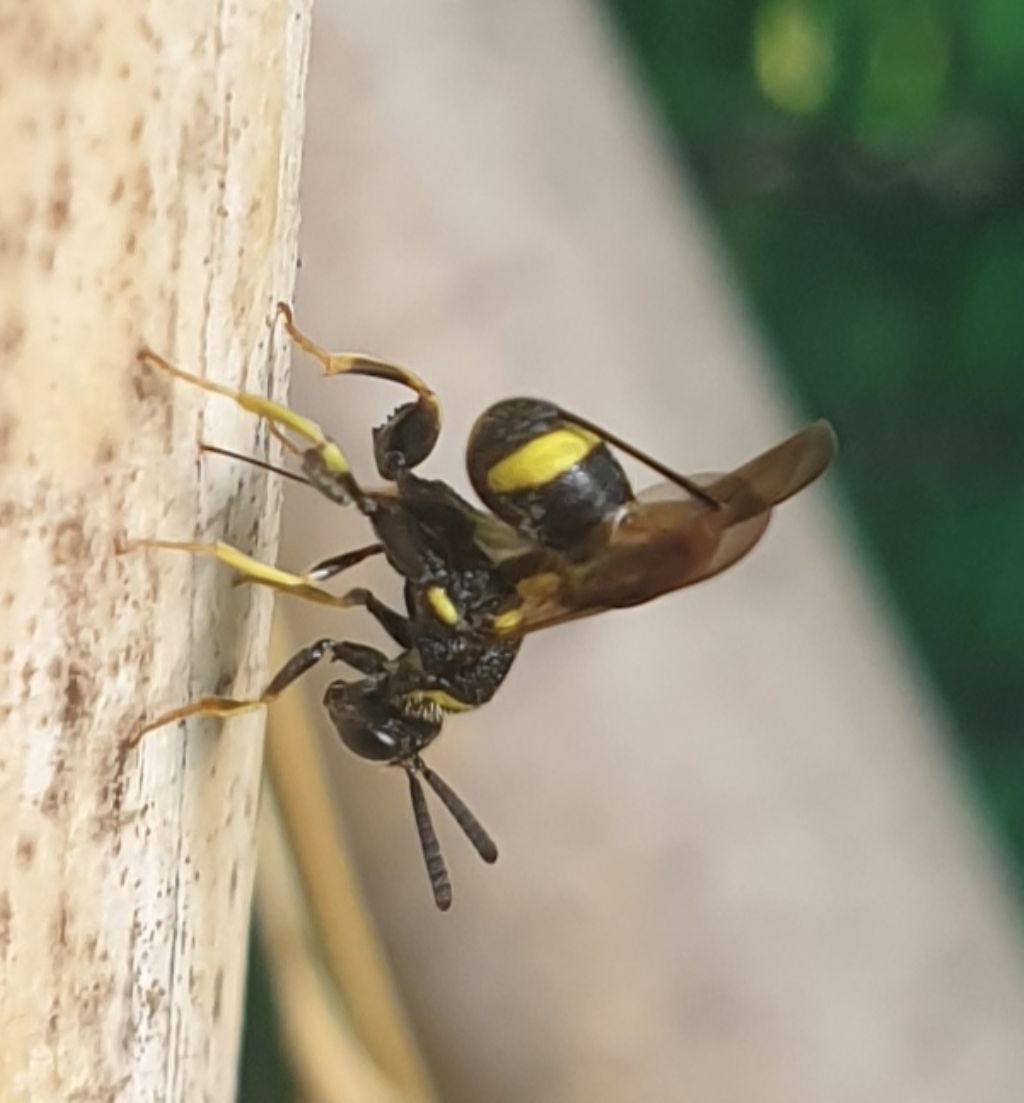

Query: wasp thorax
[468,398,633,551]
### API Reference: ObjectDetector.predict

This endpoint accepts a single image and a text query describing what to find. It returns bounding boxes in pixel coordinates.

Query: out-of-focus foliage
[239,929,295,1102]
[603,0,1024,865]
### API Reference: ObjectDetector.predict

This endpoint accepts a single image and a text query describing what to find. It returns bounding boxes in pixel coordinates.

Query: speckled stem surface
[0,3,310,1100]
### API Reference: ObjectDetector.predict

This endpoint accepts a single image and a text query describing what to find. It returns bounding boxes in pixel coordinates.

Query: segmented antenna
[200,442,312,487]
[407,769,453,910]
[418,759,499,863]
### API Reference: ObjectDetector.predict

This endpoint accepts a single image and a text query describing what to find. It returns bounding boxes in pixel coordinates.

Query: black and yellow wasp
[131,305,837,909]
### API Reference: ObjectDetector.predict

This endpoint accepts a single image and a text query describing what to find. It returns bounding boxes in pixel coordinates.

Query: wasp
[130,305,837,909]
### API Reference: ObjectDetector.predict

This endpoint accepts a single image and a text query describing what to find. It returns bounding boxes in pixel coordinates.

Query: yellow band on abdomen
[486,427,600,493]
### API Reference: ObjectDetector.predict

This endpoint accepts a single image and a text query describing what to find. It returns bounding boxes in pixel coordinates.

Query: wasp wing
[505,420,837,636]
[724,419,837,511]
[665,417,837,585]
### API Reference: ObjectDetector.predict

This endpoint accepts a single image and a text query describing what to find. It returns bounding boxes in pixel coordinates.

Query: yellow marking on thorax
[406,689,476,713]
[486,427,601,493]
[426,585,459,625]
[517,571,562,602]
[491,607,524,634]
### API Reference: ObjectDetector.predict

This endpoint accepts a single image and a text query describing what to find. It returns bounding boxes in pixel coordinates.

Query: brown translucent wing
[659,418,838,585]
[651,490,771,588]
[638,419,838,513]
[508,419,837,635]
[725,419,837,511]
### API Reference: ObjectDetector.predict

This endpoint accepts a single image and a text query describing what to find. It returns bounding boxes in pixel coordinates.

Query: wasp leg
[129,538,364,609]
[277,303,442,479]
[340,587,415,649]
[304,543,384,583]
[277,302,437,406]
[138,348,368,509]
[330,640,390,675]
[127,636,357,749]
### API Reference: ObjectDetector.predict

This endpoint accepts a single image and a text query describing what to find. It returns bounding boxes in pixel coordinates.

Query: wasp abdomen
[468,398,633,551]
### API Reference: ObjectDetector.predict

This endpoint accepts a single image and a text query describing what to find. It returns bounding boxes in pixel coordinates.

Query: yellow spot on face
[491,608,523,634]
[426,585,459,625]
[407,689,475,713]
[486,427,600,494]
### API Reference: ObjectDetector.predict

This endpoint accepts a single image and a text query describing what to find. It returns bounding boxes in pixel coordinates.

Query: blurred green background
[602,0,1024,866]
[240,1,1024,1095]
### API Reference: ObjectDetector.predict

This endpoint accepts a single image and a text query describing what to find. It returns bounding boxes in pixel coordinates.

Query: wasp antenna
[200,442,313,488]
[553,405,722,510]
[407,768,453,910]
[416,758,499,864]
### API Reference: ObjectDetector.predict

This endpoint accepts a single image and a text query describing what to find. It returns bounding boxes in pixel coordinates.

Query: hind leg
[127,636,371,749]
[277,304,441,479]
